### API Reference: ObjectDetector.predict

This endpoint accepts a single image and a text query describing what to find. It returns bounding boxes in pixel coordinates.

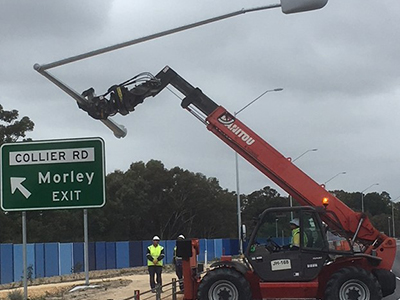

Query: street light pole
[289,148,318,219]
[323,171,346,186]
[275,219,279,238]
[234,148,242,253]
[391,195,400,238]
[361,183,379,213]
[234,88,283,254]
[392,202,395,238]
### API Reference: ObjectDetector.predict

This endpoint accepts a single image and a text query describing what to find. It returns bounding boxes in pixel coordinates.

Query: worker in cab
[147,236,165,292]
[290,218,307,250]
[173,234,185,293]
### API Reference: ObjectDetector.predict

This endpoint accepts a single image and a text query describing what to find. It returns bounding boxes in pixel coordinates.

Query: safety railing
[123,278,183,300]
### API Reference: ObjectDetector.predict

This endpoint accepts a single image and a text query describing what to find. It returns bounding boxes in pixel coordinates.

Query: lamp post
[234,88,283,254]
[275,219,279,238]
[323,171,346,186]
[361,183,379,213]
[391,195,400,238]
[388,217,392,237]
[292,149,318,163]
[289,148,318,219]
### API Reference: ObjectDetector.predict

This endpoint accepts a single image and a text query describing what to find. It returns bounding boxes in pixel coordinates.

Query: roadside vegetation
[0,159,397,243]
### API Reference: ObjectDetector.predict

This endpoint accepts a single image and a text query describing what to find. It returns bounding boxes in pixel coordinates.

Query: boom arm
[79,66,396,269]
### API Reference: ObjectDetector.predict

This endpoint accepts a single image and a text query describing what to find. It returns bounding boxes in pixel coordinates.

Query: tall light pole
[234,88,283,254]
[361,183,379,213]
[323,171,346,186]
[289,148,318,219]
[391,195,400,238]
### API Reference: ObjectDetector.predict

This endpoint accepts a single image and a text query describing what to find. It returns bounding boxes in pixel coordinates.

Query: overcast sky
[1,0,400,199]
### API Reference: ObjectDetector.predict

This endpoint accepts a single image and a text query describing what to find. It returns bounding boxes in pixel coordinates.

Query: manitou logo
[218,113,255,145]
[217,113,234,125]
[225,123,256,145]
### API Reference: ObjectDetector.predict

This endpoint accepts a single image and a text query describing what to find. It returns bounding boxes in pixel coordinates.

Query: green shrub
[7,290,23,300]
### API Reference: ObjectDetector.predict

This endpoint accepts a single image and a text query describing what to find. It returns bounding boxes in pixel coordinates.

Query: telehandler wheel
[197,268,251,300]
[324,267,382,300]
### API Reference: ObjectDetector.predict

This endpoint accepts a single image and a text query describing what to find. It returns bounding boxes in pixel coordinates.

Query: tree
[332,190,392,234]
[0,104,34,145]
[89,160,237,241]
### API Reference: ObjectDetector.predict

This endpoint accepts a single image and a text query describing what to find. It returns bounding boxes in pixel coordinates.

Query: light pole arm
[292,148,318,162]
[324,171,346,185]
[235,88,283,115]
[361,183,379,194]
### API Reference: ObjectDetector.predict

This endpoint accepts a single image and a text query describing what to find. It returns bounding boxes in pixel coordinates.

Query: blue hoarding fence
[0,238,248,284]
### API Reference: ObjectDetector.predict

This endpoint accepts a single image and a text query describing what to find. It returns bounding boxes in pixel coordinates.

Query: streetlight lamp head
[274,88,284,92]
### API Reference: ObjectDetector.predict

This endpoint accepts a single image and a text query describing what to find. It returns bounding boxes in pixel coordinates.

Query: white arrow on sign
[10,177,31,199]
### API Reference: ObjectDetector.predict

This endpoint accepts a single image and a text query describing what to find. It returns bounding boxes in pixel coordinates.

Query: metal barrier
[124,278,183,300]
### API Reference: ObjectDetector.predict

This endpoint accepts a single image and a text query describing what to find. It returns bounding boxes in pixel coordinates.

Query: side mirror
[281,0,328,14]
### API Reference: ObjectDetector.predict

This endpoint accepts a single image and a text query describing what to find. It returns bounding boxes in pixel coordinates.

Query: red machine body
[78,66,396,299]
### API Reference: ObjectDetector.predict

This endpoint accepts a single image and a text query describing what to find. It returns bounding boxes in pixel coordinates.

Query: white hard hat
[290,218,299,227]
[178,234,185,239]
[152,236,160,241]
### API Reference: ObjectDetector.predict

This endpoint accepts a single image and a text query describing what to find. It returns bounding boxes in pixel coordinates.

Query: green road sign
[1,138,105,211]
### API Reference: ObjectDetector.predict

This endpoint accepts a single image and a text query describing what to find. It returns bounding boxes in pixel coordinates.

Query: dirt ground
[0,267,184,300]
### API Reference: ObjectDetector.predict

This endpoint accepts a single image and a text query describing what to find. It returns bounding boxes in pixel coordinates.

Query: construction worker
[173,234,185,292]
[290,218,307,249]
[147,236,165,292]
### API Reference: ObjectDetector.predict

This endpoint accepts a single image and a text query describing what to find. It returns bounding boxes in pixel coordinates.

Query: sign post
[22,211,27,300]
[1,138,105,296]
[84,209,89,285]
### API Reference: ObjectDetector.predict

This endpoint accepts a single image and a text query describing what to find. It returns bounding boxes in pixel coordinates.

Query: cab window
[301,212,326,250]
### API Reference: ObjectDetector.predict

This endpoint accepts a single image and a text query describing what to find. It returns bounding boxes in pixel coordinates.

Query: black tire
[197,268,252,300]
[324,267,382,300]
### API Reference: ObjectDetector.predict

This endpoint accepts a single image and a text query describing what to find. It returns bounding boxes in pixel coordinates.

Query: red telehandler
[78,66,396,300]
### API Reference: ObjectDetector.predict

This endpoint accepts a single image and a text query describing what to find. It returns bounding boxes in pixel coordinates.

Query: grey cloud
[0,1,112,39]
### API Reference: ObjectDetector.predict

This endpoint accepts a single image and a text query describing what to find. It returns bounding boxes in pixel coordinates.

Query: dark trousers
[175,261,184,290]
[148,266,162,289]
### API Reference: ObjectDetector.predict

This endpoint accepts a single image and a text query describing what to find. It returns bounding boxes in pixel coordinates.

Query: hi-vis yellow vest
[148,245,164,266]
[291,227,308,247]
